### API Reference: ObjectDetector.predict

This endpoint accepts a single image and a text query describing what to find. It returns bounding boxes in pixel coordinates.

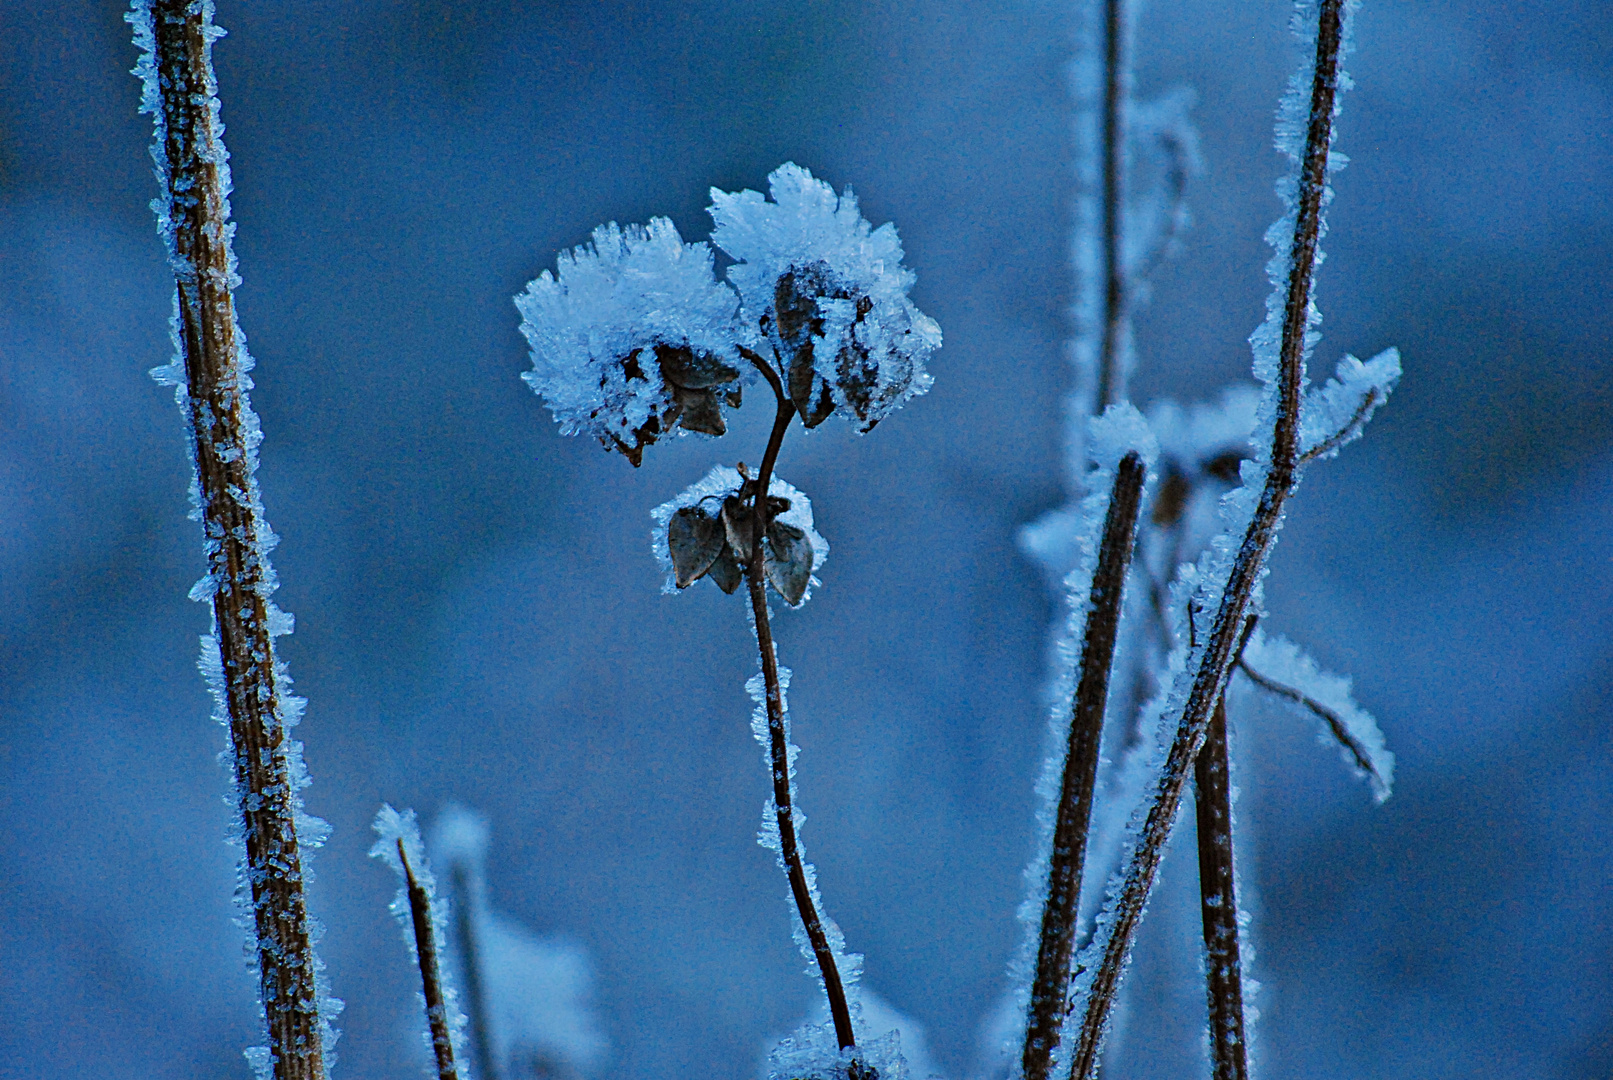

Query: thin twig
[449,863,501,1080]
[1298,387,1380,464]
[1194,695,1248,1080]
[1195,615,1256,1080]
[400,841,462,1080]
[1236,661,1381,785]
[136,4,326,1077]
[1094,0,1127,413]
[1067,4,1348,1075]
[1129,131,1192,286]
[1022,452,1148,1080]
[742,350,855,1050]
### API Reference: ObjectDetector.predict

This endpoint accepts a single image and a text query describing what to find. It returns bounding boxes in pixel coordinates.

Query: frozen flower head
[516,218,746,466]
[709,163,940,432]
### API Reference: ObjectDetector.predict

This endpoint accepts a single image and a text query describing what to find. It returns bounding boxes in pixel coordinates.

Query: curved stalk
[1067,3,1349,1074]
[739,346,855,1049]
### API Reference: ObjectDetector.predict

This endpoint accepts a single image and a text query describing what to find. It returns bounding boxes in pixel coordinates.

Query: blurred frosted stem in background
[1094,0,1130,412]
[128,3,333,1077]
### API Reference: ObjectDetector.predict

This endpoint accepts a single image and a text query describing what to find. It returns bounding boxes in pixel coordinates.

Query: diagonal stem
[1021,452,1148,1080]
[1067,3,1349,1075]
[136,4,326,1077]
[400,841,462,1080]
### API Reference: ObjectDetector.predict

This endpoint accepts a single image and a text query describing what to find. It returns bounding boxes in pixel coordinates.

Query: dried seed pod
[667,506,725,588]
[707,545,745,594]
[720,494,754,559]
[764,520,814,606]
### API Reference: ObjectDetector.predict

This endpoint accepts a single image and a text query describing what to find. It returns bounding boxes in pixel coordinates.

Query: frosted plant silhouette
[519,163,939,1080]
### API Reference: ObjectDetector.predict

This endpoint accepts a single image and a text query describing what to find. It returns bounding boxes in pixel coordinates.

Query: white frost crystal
[709,163,940,431]
[516,218,745,464]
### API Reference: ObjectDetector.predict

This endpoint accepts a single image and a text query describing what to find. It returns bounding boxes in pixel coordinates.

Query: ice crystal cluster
[516,163,940,465]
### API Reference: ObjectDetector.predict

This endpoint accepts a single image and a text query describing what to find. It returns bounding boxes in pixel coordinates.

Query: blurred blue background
[1,1,1610,1077]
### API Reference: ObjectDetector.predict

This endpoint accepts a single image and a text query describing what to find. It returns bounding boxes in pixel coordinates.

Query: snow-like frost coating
[709,163,939,431]
[1299,347,1401,460]
[1240,630,1395,801]
[516,218,744,461]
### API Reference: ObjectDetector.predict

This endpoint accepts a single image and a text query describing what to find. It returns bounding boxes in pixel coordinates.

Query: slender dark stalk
[739,347,855,1050]
[450,863,501,1080]
[1022,452,1148,1080]
[1067,4,1348,1075]
[136,4,325,1077]
[400,841,462,1080]
[1094,0,1127,413]
[1194,695,1248,1080]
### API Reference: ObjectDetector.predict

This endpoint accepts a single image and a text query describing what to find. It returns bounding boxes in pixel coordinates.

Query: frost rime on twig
[1065,2,1367,1075]
[129,3,333,1077]
[373,807,466,1080]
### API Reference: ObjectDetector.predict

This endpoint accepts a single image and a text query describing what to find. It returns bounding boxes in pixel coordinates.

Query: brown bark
[143,4,326,1077]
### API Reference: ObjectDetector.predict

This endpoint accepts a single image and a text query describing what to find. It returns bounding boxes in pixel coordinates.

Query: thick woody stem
[1068,3,1348,1075]
[400,842,462,1080]
[1021,452,1147,1080]
[741,347,855,1049]
[142,4,325,1078]
[1195,695,1249,1080]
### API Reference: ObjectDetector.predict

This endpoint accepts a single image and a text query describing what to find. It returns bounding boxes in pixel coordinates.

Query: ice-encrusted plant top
[517,165,939,466]
[516,218,745,465]
[710,163,939,431]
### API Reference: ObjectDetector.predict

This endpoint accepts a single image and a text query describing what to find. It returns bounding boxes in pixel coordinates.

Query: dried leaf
[708,545,744,594]
[764,520,814,606]
[668,506,724,588]
[655,342,739,390]
[670,385,727,436]
[721,495,754,559]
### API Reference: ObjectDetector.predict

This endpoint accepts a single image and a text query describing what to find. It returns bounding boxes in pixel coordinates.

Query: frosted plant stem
[399,842,462,1080]
[1195,695,1248,1080]
[1021,452,1147,1080]
[742,350,857,1050]
[1068,3,1347,1075]
[449,863,501,1080]
[1094,0,1126,413]
[139,4,326,1077]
